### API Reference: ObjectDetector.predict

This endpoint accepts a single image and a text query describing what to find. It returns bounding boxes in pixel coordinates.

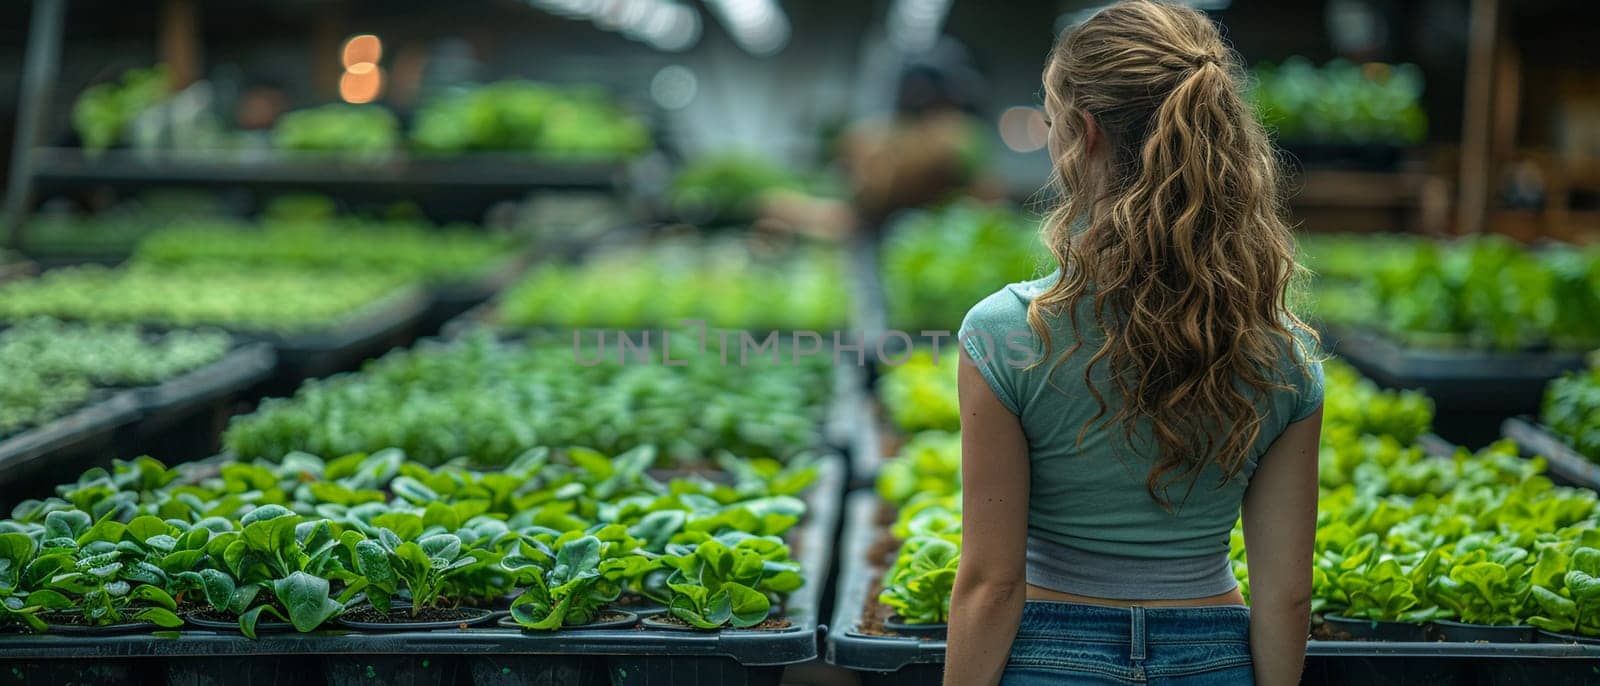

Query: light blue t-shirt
[958,271,1323,599]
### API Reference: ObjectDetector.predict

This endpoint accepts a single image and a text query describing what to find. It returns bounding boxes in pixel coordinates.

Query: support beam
[2,0,68,250]
[1457,0,1501,235]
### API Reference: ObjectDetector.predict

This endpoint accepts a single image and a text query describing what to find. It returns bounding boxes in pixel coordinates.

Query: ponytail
[1029,0,1312,508]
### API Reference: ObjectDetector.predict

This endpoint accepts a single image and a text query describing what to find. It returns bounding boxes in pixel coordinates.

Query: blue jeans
[1001,601,1254,685]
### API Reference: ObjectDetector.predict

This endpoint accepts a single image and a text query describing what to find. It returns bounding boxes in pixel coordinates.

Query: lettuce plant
[878,537,959,625]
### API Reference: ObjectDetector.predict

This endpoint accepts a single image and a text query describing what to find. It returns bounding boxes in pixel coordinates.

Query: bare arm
[1242,407,1322,686]
[943,351,1031,686]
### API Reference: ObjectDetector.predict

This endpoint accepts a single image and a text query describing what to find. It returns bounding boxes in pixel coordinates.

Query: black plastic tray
[421,253,537,333]
[1502,418,1600,491]
[848,396,888,489]
[0,258,37,284]
[242,288,430,386]
[0,455,844,684]
[1327,324,1588,446]
[0,394,141,497]
[133,342,277,435]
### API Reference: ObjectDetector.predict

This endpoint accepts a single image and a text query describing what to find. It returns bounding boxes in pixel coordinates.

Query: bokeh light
[340,63,384,104]
[998,106,1049,153]
[342,34,382,68]
[650,65,698,110]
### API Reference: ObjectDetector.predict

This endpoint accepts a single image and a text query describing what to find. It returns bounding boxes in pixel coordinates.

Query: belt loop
[1130,605,1146,662]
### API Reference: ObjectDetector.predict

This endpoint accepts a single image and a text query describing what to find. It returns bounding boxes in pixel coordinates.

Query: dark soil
[1309,618,1358,642]
[341,606,487,625]
[648,614,792,631]
[613,594,664,609]
[38,612,145,629]
[583,610,634,626]
[867,528,900,567]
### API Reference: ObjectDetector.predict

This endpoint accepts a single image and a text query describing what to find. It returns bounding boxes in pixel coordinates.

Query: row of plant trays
[824,492,1600,686]
[0,341,276,494]
[438,313,868,462]
[0,454,844,686]
[1322,324,1589,445]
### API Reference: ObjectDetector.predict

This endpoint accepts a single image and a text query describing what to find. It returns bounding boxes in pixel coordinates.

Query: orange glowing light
[342,34,382,68]
[340,65,383,104]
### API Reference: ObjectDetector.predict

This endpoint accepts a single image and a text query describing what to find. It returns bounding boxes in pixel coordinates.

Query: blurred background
[0,0,1598,462]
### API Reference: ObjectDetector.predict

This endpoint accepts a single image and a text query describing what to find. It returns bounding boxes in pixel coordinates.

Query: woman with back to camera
[944,2,1323,686]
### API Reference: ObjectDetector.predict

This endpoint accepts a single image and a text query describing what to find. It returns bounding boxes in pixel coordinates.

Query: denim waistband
[1017,600,1250,644]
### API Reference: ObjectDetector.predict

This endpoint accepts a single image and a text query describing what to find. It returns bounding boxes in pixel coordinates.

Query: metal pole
[3,0,68,250]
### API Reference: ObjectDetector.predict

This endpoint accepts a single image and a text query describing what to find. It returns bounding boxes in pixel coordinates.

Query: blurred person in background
[944,2,1322,685]
[761,41,1001,238]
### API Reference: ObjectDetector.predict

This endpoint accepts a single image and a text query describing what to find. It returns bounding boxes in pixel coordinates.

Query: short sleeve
[1289,336,1325,422]
[958,290,1029,416]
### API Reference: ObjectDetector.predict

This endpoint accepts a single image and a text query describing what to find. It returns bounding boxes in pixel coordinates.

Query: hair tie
[1192,54,1218,68]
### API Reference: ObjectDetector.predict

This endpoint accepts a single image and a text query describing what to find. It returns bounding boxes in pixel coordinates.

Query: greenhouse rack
[421,251,539,332]
[28,148,628,192]
[0,454,845,686]
[0,257,36,284]
[1501,418,1600,491]
[238,287,430,391]
[825,492,1600,686]
[0,393,140,502]
[132,342,276,432]
[1326,325,1587,447]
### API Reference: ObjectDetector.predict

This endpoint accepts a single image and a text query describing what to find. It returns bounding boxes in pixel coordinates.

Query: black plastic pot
[40,615,156,636]
[496,609,638,631]
[1431,619,1537,643]
[323,654,465,686]
[1538,629,1600,645]
[882,616,947,639]
[612,597,667,617]
[1321,614,1427,642]
[184,613,293,634]
[336,607,495,631]
[639,615,713,632]
[466,654,607,686]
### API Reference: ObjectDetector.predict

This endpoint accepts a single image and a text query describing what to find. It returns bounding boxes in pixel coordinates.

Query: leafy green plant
[72,65,170,153]
[411,80,648,158]
[660,538,775,629]
[504,533,648,630]
[881,201,1045,332]
[354,527,489,616]
[224,332,832,467]
[878,537,960,625]
[667,152,805,222]
[1250,57,1426,145]
[272,104,399,157]
[0,263,410,333]
[878,349,960,433]
[877,431,961,506]
[132,217,514,284]
[499,238,849,331]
